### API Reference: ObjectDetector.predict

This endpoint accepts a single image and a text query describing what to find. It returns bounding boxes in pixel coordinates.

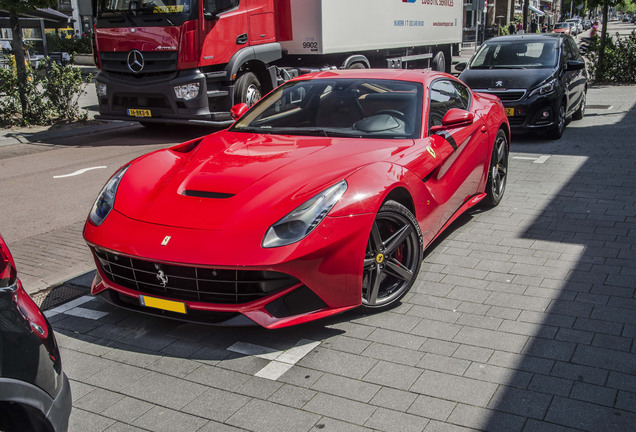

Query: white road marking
[228,339,321,380]
[54,166,107,178]
[513,155,551,164]
[63,307,109,320]
[44,296,107,320]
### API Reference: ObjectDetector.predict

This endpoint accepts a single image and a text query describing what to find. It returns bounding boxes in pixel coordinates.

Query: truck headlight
[174,82,200,100]
[96,82,107,97]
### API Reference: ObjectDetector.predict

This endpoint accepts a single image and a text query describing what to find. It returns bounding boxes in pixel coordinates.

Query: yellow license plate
[127,108,152,117]
[505,108,514,116]
[140,295,186,314]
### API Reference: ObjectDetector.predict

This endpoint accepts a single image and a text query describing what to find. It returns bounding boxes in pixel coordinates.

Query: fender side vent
[182,190,234,199]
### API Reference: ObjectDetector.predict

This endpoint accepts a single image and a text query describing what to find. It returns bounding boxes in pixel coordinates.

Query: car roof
[485,33,566,43]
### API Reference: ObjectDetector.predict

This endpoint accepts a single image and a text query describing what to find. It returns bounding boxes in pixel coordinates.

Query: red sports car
[83,69,510,329]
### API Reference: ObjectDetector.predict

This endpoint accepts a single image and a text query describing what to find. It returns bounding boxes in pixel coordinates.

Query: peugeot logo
[127,50,144,74]
[495,80,503,87]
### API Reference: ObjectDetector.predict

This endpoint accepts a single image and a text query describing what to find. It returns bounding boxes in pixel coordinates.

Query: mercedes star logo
[127,50,144,74]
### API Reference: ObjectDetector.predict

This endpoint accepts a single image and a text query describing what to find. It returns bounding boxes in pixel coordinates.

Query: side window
[428,80,468,129]
[566,38,581,59]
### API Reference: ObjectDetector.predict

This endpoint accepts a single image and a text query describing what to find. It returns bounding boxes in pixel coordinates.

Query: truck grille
[99,51,178,75]
[92,247,300,304]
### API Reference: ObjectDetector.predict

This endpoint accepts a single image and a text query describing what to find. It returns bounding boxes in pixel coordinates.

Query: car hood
[460,68,555,92]
[113,131,410,230]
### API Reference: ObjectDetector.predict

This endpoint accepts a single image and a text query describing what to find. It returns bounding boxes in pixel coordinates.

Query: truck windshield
[98,0,192,16]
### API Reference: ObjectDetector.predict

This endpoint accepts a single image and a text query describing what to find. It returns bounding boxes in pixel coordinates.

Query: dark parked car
[0,234,71,432]
[456,34,588,139]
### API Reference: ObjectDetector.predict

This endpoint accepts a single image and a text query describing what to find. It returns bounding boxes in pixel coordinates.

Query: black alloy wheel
[549,101,567,139]
[485,129,509,206]
[362,201,423,309]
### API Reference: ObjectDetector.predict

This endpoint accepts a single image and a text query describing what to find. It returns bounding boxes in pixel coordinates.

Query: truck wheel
[235,72,262,107]
[348,62,366,69]
[432,51,446,72]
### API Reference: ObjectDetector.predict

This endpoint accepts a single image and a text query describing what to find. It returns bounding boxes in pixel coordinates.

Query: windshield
[555,23,569,29]
[470,39,559,69]
[99,0,192,14]
[230,78,423,139]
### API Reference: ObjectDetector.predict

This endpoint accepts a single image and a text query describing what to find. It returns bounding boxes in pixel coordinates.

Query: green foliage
[46,33,92,55]
[585,31,636,83]
[0,0,56,13]
[0,58,91,126]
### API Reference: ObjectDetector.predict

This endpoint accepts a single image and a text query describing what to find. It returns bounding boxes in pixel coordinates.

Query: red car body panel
[83,69,509,328]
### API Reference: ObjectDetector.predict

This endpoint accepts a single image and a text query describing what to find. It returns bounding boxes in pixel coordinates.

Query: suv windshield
[470,39,559,69]
[231,78,423,139]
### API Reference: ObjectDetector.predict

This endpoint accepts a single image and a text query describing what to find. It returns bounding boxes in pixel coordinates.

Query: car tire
[362,200,423,310]
[484,129,509,207]
[234,72,262,107]
[549,100,567,140]
[573,90,586,120]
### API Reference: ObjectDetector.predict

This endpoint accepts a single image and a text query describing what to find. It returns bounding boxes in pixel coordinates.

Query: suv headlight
[89,166,129,226]
[262,181,348,248]
[529,78,557,97]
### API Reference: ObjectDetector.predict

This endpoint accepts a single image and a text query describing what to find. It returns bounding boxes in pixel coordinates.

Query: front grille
[99,51,178,75]
[92,247,300,304]
[113,94,171,109]
[476,89,527,102]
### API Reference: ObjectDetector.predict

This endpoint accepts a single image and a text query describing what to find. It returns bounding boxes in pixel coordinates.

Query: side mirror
[454,61,467,73]
[430,109,474,133]
[566,59,585,71]
[230,103,249,120]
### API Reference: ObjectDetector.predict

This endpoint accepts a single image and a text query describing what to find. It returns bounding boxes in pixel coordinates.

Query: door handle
[236,33,248,45]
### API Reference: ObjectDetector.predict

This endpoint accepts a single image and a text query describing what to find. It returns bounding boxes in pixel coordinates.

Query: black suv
[457,34,588,139]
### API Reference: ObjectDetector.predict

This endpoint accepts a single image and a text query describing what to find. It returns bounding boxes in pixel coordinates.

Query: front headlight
[173,82,200,100]
[529,78,557,97]
[262,181,348,248]
[89,166,129,226]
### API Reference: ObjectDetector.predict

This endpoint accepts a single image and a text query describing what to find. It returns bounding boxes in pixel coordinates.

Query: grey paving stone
[61,349,118,381]
[452,345,493,363]
[448,403,526,432]
[420,338,459,356]
[527,374,573,397]
[363,360,423,390]
[321,334,371,354]
[352,311,421,333]
[145,356,200,379]
[411,318,462,340]
[615,391,636,413]
[423,419,475,432]
[74,388,124,414]
[407,394,456,421]
[310,373,380,403]
[544,396,636,431]
[103,422,150,432]
[591,333,633,352]
[417,353,470,376]
[554,328,594,345]
[571,344,635,374]
[367,328,427,350]
[410,370,497,407]
[100,397,154,424]
[464,363,532,389]
[365,407,428,432]
[302,393,375,425]
[268,384,317,409]
[361,342,424,366]
[132,406,207,432]
[184,364,252,391]
[181,387,250,422]
[121,371,207,410]
[487,386,552,419]
[570,382,617,407]
[309,417,370,432]
[453,326,528,353]
[68,408,116,432]
[297,347,377,380]
[369,387,417,413]
[523,337,577,362]
[406,303,461,323]
[84,362,150,392]
[69,380,96,402]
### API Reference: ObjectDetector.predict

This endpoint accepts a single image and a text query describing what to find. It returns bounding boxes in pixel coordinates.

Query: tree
[0,0,57,120]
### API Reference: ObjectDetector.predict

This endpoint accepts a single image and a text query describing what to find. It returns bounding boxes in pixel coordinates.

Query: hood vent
[182,190,235,199]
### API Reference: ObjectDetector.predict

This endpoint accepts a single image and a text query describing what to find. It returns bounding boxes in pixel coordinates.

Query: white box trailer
[275,0,462,71]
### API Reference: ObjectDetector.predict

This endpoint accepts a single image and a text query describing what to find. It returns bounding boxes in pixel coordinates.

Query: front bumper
[502,93,561,132]
[94,68,235,127]
[84,210,374,329]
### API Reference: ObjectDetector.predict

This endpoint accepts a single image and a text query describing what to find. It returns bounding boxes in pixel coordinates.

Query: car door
[402,78,487,235]
[561,37,584,116]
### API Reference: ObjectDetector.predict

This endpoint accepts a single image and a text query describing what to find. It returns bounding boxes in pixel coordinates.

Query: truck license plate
[505,108,514,116]
[127,108,152,117]
[139,295,186,314]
